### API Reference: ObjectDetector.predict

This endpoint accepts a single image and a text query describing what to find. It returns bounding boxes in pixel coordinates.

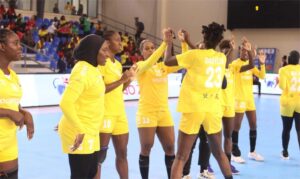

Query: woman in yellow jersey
[177,31,216,179]
[0,29,34,179]
[58,34,110,179]
[230,39,266,163]
[278,50,300,160]
[164,22,233,179]
[134,29,178,179]
[219,39,240,174]
[95,31,133,179]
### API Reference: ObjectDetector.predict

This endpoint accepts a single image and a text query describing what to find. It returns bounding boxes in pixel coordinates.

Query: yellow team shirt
[137,42,181,113]
[98,59,126,116]
[279,64,300,105]
[176,49,226,113]
[38,29,48,37]
[231,58,265,100]
[222,66,235,107]
[0,69,22,162]
[58,61,105,154]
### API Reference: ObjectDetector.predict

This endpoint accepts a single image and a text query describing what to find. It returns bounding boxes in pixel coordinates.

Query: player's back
[177,49,226,113]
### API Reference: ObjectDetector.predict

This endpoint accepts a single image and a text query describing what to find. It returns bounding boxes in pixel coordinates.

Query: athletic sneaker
[281,150,289,160]
[207,165,214,174]
[182,174,192,179]
[198,170,216,179]
[248,151,264,161]
[232,155,246,164]
[230,164,240,175]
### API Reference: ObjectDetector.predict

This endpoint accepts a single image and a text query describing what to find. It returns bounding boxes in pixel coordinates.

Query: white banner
[18,73,280,107]
[253,74,282,95]
[19,73,183,107]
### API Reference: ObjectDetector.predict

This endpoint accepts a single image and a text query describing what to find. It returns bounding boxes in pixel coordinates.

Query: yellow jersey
[279,64,300,102]
[98,58,126,116]
[137,42,181,113]
[0,69,22,161]
[176,49,226,113]
[231,58,265,100]
[222,65,235,107]
[59,61,105,154]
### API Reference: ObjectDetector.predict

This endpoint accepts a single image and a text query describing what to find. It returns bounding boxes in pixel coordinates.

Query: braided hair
[202,22,226,49]
[0,29,15,44]
[288,50,300,65]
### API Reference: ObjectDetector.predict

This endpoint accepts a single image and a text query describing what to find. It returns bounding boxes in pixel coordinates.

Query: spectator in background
[47,21,57,40]
[6,3,16,20]
[281,55,288,67]
[8,0,16,8]
[129,50,142,64]
[0,4,6,16]
[253,75,261,96]
[38,24,49,41]
[77,3,83,16]
[21,30,36,53]
[53,3,59,13]
[25,15,36,31]
[57,56,67,73]
[80,15,90,36]
[126,37,135,54]
[64,2,72,15]
[95,21,103,36]
[71,6,76,15]
[60,15,67,26]
[134,17,144,45]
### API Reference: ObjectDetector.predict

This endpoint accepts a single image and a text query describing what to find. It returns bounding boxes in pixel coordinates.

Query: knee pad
[98,146,108,164]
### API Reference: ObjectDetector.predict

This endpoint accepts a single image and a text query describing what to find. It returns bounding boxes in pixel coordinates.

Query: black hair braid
[202,22,226,49]
[288,50,300,65]
[0,29,15,43]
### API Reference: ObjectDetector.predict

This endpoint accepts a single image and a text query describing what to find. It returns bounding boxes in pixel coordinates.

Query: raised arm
[164,41,178,66]
[178,29,197,50]
[136,28,173,74]
[252,50,266,79]
[225,39,235,68]
[240,39,256,72]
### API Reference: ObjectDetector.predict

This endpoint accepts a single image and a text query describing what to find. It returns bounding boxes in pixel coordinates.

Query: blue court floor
[17,95,300,179]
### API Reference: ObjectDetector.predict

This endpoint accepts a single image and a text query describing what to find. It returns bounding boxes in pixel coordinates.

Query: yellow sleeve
[279,68,287,90]
[59,73,87,134]
[230,60,241,74]
[181,42,189,53]
[252,65,266,79]
[176,50,196,69]
[166,66,182,73]
[136,42,167,75]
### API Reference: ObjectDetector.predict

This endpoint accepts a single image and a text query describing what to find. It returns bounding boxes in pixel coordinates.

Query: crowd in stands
[0,3,143,73]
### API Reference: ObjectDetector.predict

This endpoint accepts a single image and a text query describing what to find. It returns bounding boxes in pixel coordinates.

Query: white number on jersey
[290,72,300,92]
[205,66,222,88]
[103,120,111,129]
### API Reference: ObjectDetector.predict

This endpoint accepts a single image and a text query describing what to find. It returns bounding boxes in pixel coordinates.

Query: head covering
[73,34,105,67]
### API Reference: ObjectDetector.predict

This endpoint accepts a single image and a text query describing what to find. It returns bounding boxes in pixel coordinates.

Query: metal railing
[20,43,56,72]
[97,13,181,54]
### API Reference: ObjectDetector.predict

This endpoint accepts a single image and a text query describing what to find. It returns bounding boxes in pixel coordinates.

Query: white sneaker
[248,151,264,161]
[281,151,290,160]
[198,170,215,179]
[231,155,246,164]
[182,174,192,179]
